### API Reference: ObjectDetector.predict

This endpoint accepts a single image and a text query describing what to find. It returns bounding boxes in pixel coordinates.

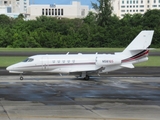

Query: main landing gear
[83,75,90,80]
[81,72,90,80]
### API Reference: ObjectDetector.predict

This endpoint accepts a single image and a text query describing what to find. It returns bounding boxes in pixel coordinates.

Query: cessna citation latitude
[7,30,154,80]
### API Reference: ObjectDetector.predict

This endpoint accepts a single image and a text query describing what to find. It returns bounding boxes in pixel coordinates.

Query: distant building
[1,0,160,20]
[0,0,29,13]
[28,1,89,20]
[112,0,160,18]
[0,0,29,18]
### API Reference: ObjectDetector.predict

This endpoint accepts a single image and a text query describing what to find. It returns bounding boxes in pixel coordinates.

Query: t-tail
[120,30,154,68]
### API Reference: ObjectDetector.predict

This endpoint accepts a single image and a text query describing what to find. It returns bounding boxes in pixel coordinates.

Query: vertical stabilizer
[122,30,154,58]
[120,30,154,68]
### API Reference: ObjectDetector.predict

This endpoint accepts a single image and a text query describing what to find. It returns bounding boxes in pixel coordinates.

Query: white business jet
[6,30,154,80]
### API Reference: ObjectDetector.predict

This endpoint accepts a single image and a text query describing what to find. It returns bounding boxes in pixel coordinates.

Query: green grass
[0,48,124,52]
[135,56,160,67]
[1,56,159,67]
[0,56,27,67]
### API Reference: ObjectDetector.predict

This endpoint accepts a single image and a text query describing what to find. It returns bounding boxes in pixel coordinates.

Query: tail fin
[121,30,154,68]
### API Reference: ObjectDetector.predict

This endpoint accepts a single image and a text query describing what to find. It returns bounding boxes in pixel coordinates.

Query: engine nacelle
[96,55,121,67]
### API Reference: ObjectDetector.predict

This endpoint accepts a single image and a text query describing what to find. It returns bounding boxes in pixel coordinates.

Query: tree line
[0,9,160,48]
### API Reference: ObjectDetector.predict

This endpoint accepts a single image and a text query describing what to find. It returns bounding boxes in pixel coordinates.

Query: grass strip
[135,56,160,67]
[0,56,27,67]
[0,48,123,52]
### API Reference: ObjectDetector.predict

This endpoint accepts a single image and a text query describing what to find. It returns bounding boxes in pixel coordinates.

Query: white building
[0,0,29,18]
[28,1,89,20]
[0,0,29,13]
[112,0,160,18]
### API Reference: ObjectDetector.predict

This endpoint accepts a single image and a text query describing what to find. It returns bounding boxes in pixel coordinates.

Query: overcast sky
[31,0,98,8]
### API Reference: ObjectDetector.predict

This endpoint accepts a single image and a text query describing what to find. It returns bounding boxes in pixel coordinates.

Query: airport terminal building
[28,1,89,20]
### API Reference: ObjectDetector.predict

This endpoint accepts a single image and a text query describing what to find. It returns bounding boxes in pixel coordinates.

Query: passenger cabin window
[23,58,34,62]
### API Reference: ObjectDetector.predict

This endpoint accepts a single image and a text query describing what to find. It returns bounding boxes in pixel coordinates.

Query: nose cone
[6,65,14,71]
[6,65,13,71]
[6,64,23,73]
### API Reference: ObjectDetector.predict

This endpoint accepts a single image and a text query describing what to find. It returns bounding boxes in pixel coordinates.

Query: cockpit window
[23,58,29,62]
[23,58,34,62]
[28,58,34,62]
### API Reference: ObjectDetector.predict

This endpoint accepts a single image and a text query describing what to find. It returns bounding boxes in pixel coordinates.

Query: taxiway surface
[0,75,159,120]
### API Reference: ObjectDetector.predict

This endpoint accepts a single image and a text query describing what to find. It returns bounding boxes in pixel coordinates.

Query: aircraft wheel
[20,76,23,80]
[84,75,90,80]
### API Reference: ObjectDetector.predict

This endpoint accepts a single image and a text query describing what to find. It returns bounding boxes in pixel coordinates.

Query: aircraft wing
[69,67,100,73]
[48,67,100,74]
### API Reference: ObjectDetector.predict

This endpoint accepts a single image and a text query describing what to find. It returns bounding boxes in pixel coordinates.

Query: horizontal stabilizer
[121,64,134,68]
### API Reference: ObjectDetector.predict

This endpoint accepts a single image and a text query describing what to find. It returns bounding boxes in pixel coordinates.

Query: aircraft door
[42,57,49,70]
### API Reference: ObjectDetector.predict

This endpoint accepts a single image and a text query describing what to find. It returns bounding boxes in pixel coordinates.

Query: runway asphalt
[0,76,159,120]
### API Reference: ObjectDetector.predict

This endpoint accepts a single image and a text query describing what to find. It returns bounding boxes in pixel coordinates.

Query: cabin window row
[52,60,75,64]
[42,8,64,16]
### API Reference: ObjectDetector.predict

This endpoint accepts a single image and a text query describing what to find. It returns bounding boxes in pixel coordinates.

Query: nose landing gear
[20,76,23,80]
[20,74,23,80]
